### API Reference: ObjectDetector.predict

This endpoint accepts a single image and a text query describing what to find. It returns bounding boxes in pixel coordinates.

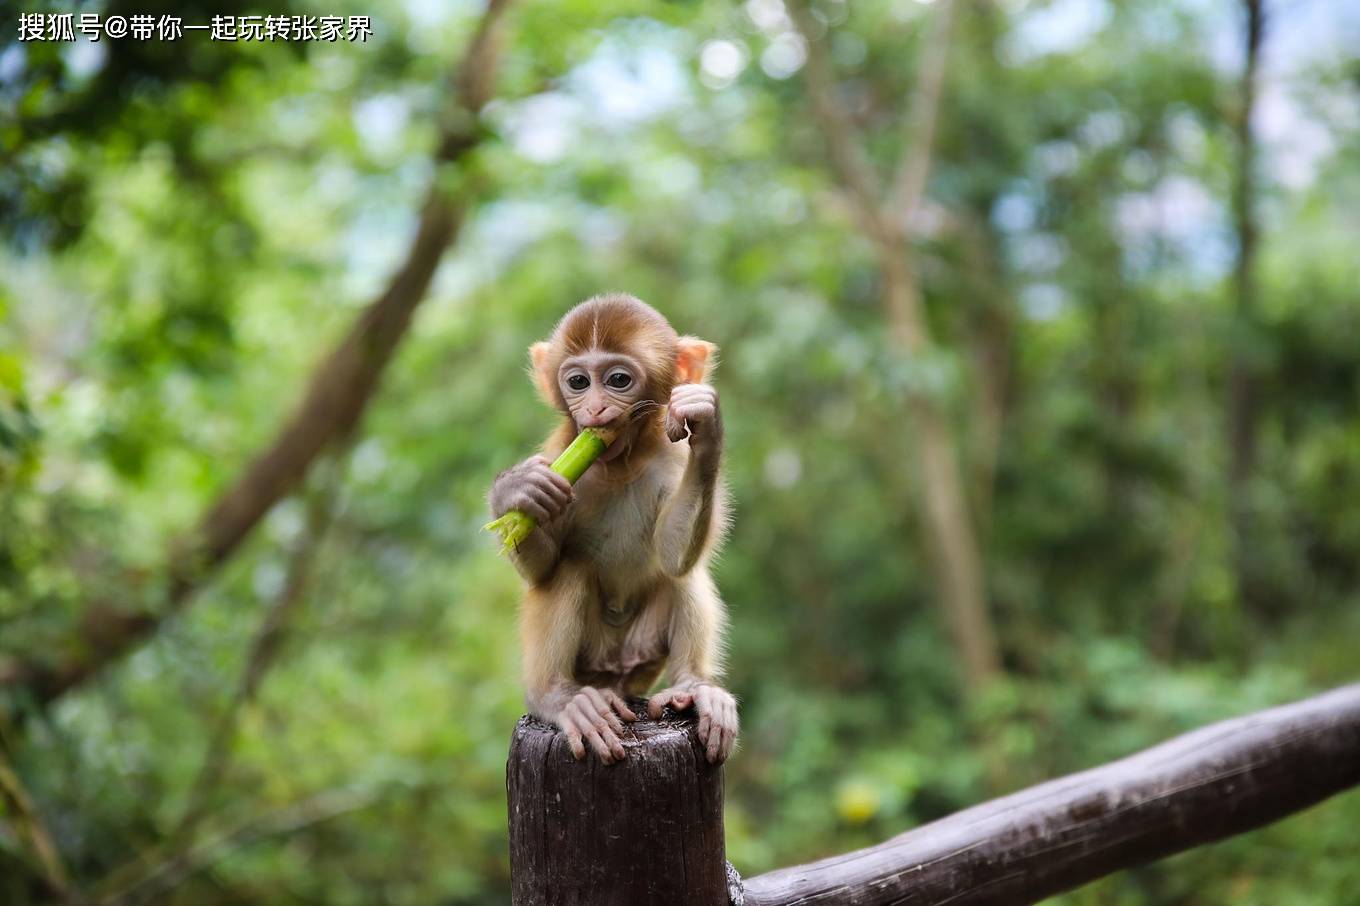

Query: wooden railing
[507,684,1360,905]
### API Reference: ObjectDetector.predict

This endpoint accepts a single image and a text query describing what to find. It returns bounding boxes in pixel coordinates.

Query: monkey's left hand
[666,383,723,458]
[647,682,738,764]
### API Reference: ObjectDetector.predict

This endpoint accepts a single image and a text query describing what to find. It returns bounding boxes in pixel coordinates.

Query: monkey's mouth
[598,433,629,463]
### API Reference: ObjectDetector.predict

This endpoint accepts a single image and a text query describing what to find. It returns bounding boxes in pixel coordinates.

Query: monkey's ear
[675,337,717,385]
[529,341,558,404]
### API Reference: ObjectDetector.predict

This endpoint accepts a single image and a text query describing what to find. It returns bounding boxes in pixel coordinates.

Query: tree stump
[507,705,732,905]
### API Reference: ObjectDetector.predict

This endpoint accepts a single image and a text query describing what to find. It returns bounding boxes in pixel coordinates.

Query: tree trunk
[789,0,1002,695]
[1228,0,1265,608]
[507,709,732,906]
[882,252,1001,691]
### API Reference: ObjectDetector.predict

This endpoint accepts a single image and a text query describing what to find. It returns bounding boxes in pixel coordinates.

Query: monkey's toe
[647,688,694,719]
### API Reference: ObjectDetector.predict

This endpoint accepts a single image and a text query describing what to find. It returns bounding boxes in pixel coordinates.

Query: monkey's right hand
[557,687,638,765]
[489,456,573,524]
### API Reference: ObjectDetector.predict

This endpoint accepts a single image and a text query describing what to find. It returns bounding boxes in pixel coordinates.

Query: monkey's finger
[718,727,734,763]
[604,710,625,738]
[647,692,668,719]
[587,685,622,734]
[648,690,684,718]
[513,495,551,523]
[523,486,557,513]
[583,725,614,764]
[528,463,562,486]
[697,708,712,744]
[535,480,571,510]
[599,724,626,762]
[530,459,570,490]
[672,403,714,426]
[581,686,607,711]
[726,700,740,736]
[673,386,715,408]
[673,382,712,396]
[559,715,586,760]
[566,704,613,764]
[580,695,625,760]
[706,719,723,763]
[563,702,586,731]
[540,468,573,497]
[539,477,572,509]
[674,411,713,441]
[582,688,624,737]
[665,409,688,443]
[604,689,637,722]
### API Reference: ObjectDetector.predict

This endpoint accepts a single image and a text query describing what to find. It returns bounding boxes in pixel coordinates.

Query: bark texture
[507,709,729,906]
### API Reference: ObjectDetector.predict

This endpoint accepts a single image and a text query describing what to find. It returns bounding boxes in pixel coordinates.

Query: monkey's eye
[566,374,589,391]
[605,372,633,390]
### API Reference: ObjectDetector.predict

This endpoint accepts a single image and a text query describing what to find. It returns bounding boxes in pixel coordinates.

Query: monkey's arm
[655,459,720,576]
[507,531,560,585]
[655,383,724,576]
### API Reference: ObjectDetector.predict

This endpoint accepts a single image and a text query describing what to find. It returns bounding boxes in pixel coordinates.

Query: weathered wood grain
[742,684,1360,905]
[508,706,729,905]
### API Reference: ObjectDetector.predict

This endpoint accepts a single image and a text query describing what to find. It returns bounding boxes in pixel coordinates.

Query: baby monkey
[489,294,737,764]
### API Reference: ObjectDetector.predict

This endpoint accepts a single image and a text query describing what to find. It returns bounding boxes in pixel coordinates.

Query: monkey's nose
[579,406,615,428]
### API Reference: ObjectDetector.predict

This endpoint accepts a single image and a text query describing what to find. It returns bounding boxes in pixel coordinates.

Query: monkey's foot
[647,682,738,764]
[557,686,637,765]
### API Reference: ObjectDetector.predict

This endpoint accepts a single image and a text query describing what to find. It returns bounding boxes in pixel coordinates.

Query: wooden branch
[0,0,514,711]
[0,741,73,901]
[886,0,956,229]
[741,684,1360,905]
[787,0,886,240]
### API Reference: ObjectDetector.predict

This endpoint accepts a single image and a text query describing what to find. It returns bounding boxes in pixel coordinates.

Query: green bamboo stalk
[484,426,616,554]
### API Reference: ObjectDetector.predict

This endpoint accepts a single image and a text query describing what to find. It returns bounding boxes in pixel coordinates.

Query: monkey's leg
[522,573,637,764]
[646,576,739,764]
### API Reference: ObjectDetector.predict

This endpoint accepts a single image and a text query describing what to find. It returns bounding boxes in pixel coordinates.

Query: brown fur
[490,294,738,764]
[532,293,680,414]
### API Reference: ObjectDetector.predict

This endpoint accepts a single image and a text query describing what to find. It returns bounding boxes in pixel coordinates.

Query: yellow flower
[836,779,879,825]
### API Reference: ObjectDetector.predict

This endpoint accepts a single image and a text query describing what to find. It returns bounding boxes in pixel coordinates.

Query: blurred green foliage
[2,0,1359,903]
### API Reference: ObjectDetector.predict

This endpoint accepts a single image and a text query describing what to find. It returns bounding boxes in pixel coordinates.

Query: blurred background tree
[2,0,1358,903]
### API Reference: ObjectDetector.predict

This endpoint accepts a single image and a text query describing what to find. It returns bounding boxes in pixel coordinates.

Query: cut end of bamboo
[483,511,533,554]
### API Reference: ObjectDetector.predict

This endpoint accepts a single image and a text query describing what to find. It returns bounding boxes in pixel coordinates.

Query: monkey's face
[557,350,651,433]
